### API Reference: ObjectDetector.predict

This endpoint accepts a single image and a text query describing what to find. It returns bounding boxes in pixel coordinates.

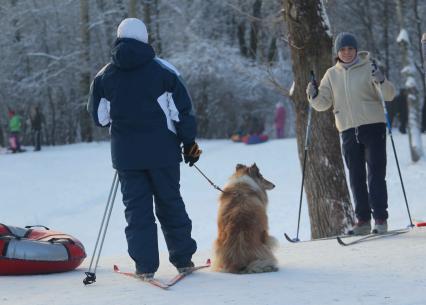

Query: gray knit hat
[334,32,358,54]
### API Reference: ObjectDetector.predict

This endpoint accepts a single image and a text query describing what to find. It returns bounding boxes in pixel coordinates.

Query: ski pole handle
[310,70,317,88]
[370,60,392,131]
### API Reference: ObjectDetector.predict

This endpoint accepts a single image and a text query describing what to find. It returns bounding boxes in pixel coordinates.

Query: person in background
[248,115,265,135]
[8,109,22,153]
[387,89,407,134]
[87,18,201,279]
[274,102,286,139]
[306,32,396,235]
[29,105,45,151]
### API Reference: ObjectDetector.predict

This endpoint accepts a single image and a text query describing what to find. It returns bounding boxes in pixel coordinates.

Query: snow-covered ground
[1,134,425,305]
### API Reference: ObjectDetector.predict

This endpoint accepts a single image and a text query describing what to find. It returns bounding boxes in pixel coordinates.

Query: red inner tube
[0,224,86,275]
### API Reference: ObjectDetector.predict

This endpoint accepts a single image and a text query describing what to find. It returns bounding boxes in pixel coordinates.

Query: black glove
[183,142,202,166]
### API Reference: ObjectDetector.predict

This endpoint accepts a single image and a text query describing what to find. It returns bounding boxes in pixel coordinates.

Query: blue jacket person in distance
[87,18,202,278]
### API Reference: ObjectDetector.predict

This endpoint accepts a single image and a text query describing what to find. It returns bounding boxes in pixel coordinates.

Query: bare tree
[129,0,137,17]
[413,0,426,99]
[283,0,354,238]
[78,0,93,142]
[249,0,262,59]
[237,21,248,57]
[395,0,423,162]
[153,0,162,55]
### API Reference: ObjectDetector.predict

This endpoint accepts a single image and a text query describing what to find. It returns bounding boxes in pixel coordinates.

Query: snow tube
[0,224,86,275]
[244,134,269,145]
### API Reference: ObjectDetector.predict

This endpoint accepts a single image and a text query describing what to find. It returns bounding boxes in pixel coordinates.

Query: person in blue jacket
[87,18,202,279]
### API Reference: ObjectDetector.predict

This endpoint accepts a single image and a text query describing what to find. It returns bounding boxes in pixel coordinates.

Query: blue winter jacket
[87,38,197,170]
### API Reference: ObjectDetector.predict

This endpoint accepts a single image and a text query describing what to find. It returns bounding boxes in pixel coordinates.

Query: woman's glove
[306,81,318,100]
[372,61,385,84]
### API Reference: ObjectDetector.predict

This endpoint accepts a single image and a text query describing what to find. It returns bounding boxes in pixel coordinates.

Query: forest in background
[0,0,425,146]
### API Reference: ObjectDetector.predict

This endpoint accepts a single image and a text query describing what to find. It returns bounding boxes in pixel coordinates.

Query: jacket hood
[111,38,155,70]
[357,51,370,63]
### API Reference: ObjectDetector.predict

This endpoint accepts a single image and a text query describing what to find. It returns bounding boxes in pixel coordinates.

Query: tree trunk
[129,0,138,17]
[48,96,56,146]
[361,0,380,59]
[143,1,153,44]
[395,0,423,162]
[153,0,162,55]
[383,0,390,78]
[79,0,93,142]
[422,33,426,86]
[267,37,277,65]
[283,0,354,238]
[413,0,426,101]
[249,0,262,59]
[237,21,248,57]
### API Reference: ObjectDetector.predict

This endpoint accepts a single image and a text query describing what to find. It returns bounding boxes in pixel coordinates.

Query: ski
[284,232,354,243]
[113,265,169,290]
[336,228,410,246]
[284,233,300,243]
[167,259,211,287]
[113,259,211,289]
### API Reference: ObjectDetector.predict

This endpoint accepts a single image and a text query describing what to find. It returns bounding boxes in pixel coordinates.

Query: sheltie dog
[212,163,278,274]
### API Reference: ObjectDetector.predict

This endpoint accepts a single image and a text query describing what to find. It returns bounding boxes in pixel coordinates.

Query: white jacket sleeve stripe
[97,98,111,127]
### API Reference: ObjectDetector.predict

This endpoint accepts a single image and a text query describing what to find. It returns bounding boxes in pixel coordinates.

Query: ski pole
[372,66,414,228]
[293,70,316,241]
[83,171,120,285]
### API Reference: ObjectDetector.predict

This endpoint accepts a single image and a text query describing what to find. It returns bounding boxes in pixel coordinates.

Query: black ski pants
[118,165,197,273]
[341,123,388,222]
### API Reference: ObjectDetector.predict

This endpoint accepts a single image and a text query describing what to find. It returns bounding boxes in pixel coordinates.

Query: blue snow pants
[341,122,388,222]
[118,165,197,273]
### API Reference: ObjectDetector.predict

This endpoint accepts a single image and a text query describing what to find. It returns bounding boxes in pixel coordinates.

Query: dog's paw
[262,265,279,272]
[243,260,279,274]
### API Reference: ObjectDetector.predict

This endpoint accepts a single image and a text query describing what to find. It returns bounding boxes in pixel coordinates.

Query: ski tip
[113,265,119,272]
[284,233,298,243]
[206,258,211,265]
[336,236,348,246]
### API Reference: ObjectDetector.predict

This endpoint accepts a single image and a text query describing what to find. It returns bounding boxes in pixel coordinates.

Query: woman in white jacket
[306,32,396,235]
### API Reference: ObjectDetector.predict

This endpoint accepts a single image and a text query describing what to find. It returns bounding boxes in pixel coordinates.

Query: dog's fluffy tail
[213,233,278,274]
[241,235,279,274]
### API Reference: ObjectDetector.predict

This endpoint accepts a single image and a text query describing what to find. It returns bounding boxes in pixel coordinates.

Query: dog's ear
[236,164,246,171]
[249,163,260,175]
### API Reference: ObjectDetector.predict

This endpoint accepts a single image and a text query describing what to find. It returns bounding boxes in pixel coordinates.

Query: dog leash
[193,164,224,193]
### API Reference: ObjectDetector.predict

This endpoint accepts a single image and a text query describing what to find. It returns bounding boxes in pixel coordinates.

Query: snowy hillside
[1,135,426,305]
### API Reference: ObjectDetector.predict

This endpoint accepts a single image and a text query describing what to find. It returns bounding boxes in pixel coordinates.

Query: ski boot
[177,262,195,274]
[372,219,388,234]
[135,271,154,280]
[347,220,371,235]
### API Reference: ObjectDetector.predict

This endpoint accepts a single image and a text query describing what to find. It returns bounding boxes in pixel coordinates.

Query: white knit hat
[117,18,148,43]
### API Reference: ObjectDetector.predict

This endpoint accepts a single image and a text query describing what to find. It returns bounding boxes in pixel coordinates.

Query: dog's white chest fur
[226,175,262,192]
